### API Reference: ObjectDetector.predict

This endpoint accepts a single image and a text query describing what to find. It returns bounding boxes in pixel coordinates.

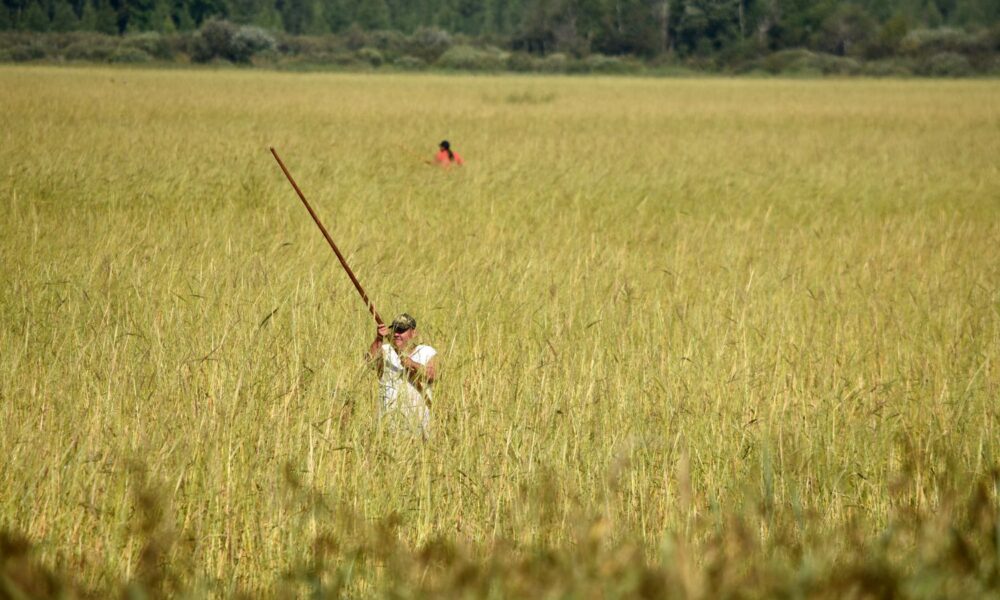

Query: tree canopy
[2,0,998,60]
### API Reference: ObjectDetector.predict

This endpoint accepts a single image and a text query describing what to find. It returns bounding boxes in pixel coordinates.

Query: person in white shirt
[366,313,438,437]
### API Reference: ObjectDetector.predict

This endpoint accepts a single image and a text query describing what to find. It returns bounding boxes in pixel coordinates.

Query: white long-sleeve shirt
[378,343,436,435]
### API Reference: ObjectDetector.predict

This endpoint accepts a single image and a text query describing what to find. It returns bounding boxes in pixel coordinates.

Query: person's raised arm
[368,324,389,363]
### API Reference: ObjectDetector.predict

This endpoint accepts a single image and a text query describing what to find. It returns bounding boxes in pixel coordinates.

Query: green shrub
[155,32,193,59]
[899,28,983,57]
[6,43,45,61]
[122,32,172,60]
[919,51,973,77]
[367,29,406,57]
[249,48,279,65]
[682,54,721,72]
[191,19,235,62]
[343,24,368,51]
[986,55,1000,76]
[109,46,152,63]
[645,53,689,72]
[816,53,862,74]
[193,20,274,64]
[759,49,810,73]
[230,26,275,62]
[759,49,861,75]
[505,51,536,72]
[407,26,451,63]
[393,54,425,70]
[273,53,359,70]
[983,24,1000,53]
[276,34,341,56]
[717,38,766,66]
[276,50,359,68]
[435,44,504,71]
[538,52,570,73]
[0,32,21,51]
[860,59,914,77]
[578,53,639,74]
[63,37,116,61]
[327,51,361,66]
[356,46,383,66]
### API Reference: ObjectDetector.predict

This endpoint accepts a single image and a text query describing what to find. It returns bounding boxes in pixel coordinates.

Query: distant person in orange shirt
[432,140,464,168]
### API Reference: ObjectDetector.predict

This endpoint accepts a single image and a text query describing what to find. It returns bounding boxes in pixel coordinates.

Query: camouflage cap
[390,313,417,332]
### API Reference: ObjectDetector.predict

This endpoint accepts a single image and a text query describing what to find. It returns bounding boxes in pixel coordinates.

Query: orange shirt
[434,149,464,167]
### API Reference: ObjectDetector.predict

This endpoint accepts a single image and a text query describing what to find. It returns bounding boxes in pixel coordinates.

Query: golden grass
[1,66,999,596]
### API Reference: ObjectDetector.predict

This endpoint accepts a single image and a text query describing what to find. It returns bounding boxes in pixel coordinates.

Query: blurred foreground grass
[1,66,999,597]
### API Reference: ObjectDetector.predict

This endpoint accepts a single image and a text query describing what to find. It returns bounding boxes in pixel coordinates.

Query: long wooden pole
[269,147,384,326]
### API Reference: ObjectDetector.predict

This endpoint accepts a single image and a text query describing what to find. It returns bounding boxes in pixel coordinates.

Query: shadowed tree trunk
[738,0,744,38]
[756,0,779,47]
[655,0,670,54]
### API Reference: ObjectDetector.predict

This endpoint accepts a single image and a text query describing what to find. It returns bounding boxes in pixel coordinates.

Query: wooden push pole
[269,147,384,326]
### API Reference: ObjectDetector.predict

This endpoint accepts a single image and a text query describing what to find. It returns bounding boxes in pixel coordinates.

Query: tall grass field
[1,66,999,597]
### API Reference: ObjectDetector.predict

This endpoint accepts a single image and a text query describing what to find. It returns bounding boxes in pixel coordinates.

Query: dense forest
[2,0,999,73]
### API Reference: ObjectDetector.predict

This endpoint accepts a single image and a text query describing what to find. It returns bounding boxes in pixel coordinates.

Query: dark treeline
[3,0,999,58]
